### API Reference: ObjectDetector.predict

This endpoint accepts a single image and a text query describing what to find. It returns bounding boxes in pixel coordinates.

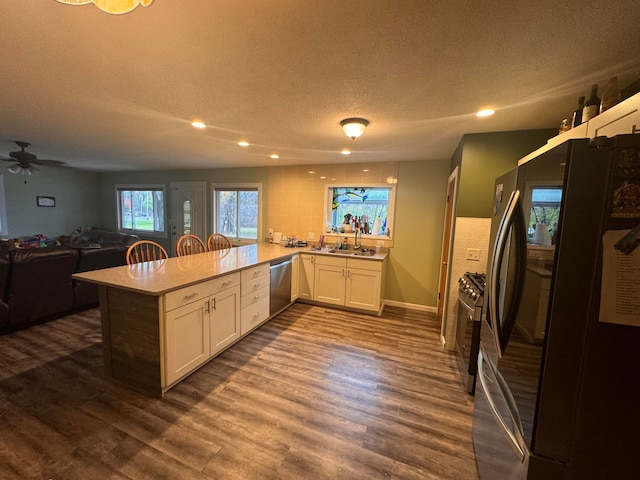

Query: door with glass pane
[170,182,206,248]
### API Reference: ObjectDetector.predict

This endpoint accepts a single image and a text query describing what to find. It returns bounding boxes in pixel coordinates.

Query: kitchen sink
[311,248,376,256]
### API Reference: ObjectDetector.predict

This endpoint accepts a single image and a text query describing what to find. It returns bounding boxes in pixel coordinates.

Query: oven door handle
[458,293,476,312]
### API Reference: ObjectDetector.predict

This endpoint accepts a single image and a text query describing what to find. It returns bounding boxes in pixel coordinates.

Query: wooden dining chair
[176,234,206,256]
[207,233,232,251]
[126,240,169,265]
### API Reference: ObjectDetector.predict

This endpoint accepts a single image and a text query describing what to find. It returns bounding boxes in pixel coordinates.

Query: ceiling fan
[0,141,69,182]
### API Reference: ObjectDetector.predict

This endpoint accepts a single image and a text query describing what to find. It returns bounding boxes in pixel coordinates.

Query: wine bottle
[581,84,600,122]
[572,96,585,127]
[599,76,620,113]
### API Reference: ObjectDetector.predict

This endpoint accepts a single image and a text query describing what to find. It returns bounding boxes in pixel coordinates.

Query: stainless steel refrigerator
[472,134,640,479]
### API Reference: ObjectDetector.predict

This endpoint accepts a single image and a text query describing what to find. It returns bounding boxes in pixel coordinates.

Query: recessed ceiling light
[476,109,495,117]
[341,149,351,155]
[238,141,250,147]
[270,154,280,159]
[320,176,326,179]
[362,169,369,172]
[308,170,315,174]
[191,120,206,129]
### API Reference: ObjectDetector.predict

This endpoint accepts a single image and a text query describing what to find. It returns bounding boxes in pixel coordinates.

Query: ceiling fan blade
[31,158,69,167]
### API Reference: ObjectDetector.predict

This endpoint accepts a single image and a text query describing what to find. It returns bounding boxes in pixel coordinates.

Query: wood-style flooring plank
[0,303,478,479]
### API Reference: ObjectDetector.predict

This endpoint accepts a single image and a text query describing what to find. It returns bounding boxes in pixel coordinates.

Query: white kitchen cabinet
[240,263,270,335]
[298,253,315,301]
[291,254,299,301]
[345,259,383,312]
[163,272,241,386]
[314,256,347,306]
[164,297,210,386]
[587,92,640,138]
[210,285,241,354]
[311,254,386,313]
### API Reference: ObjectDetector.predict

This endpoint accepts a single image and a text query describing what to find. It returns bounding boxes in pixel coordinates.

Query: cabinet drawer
[314,255,346,267]
[241,275,270,294]
[241,285,269,309]
[164,272,240,312]
[241,263,270,282]
[347,258,383,271]
[241,297,270,335]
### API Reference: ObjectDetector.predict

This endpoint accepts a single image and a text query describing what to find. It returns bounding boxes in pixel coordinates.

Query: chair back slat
[126,240,169,265]
[176,234,206,256]
[207,233,232,251]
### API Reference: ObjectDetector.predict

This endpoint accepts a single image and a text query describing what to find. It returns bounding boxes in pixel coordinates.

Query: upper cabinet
[587,92,640,138]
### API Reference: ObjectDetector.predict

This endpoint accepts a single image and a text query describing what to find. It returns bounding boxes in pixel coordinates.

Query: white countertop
[73,243,386,296]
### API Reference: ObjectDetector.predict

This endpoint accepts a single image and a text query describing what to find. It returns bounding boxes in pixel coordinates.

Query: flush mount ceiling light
[340,118,369,140]
[476,108,495,118]
[56,0,153,15]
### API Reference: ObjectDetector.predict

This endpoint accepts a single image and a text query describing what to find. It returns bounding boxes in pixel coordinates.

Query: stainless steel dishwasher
[269,258,292,316]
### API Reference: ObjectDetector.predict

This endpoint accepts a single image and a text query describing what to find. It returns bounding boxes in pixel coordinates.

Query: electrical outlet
[308,232,315,240]
[376,240,385,247]
[467,248,481,261]
[268,228,273,239]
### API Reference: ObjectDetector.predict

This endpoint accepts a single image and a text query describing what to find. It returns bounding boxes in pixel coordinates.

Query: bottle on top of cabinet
[599,76,621,113]
[572,96,585,127]
[581,84,600,123]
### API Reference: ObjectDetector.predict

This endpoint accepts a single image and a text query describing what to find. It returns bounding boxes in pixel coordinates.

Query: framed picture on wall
[36,196,56,207]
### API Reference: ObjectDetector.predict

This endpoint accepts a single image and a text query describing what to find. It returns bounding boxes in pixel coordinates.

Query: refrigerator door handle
[477,350,527,461]
[488,189,528,357]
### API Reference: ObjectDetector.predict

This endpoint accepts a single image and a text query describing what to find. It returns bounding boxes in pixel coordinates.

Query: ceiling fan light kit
[1,141,69,183]
[340,118,369,140]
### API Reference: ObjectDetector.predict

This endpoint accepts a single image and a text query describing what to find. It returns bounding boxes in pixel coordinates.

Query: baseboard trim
[383,300,437,314]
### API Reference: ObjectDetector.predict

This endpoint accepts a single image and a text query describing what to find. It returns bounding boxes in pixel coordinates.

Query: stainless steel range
[455,271,485,394]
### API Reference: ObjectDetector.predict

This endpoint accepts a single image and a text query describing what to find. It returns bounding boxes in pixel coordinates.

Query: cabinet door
[345,268,382,312]
[588,93,640,138]
[298,254,315,300]
[314,263,346,306]
[164,300,210,386]
[291,254,299,301]
[210,285,241,356]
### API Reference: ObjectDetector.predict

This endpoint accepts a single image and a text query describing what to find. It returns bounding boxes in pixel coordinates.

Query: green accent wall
[2,167,100,238]
[385,159,449,306]
[453,129,556,218]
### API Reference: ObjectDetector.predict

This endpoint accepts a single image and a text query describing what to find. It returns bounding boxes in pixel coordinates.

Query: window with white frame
[213,184,261,243]
[116,184,166,236]
[325,184,396,237]
[0,175,8,236]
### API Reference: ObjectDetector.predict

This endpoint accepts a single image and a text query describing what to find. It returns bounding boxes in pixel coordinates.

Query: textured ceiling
[1,0,640,172]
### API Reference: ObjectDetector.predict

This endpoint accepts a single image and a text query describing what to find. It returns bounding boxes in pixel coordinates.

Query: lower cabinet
[240,263,271,335]
[291,254,300,301]
[311,254,385,313]
[345,261,383,311]
[163,272,241,386]
[314,256,346,306]
[298,253,315,301]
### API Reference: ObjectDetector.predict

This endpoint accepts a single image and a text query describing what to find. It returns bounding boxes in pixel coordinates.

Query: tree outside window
[215,187,258,240]
[117,185,165,235]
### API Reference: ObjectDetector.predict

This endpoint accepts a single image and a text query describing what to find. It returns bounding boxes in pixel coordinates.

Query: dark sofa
[0,229,138,334]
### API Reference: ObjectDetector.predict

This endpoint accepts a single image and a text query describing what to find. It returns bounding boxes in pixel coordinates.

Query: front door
[170,182,206,252]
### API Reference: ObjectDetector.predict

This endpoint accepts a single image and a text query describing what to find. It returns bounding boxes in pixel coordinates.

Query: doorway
[170,182,206,253]
[436,167,458,346]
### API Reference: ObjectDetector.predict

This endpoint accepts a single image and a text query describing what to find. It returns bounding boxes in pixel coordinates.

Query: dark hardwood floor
[0,303,478,479]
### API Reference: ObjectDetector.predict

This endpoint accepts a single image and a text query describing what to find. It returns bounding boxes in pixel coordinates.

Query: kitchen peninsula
[74,243,387,397]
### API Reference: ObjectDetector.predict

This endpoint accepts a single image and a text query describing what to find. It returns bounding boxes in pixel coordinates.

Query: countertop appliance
[455,271,485,394]
[472,134,640,479]
[269,257,292,316]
